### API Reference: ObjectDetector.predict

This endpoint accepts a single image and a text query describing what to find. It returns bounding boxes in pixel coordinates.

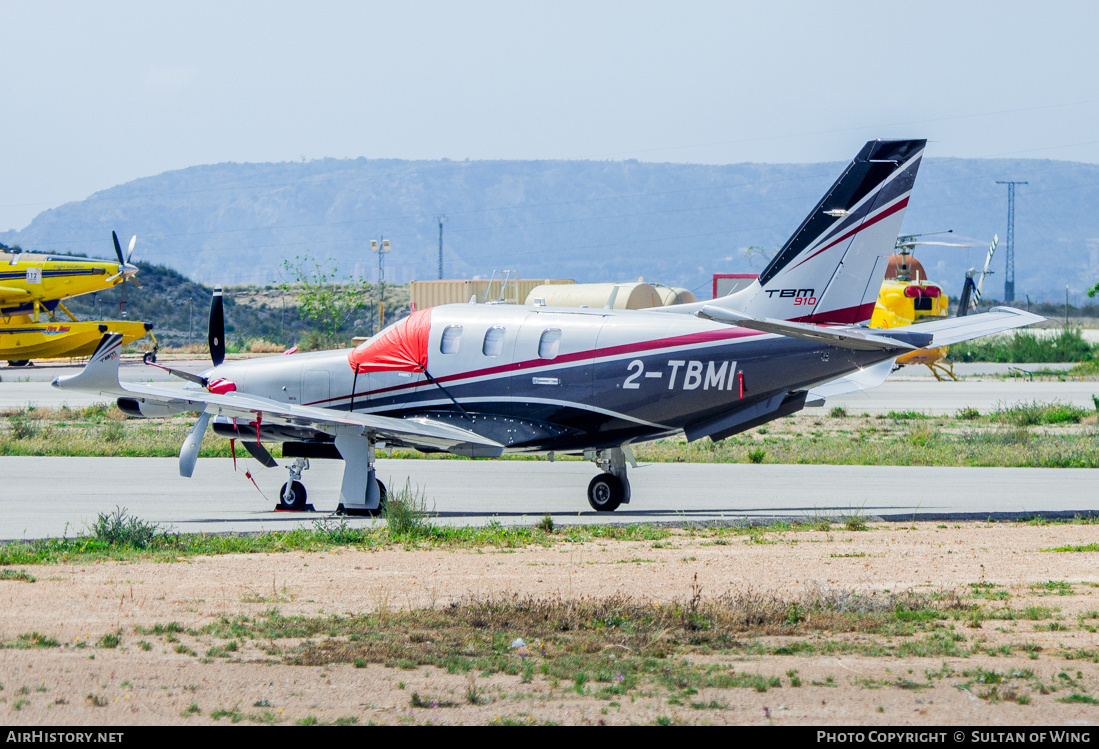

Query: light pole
[436,215,446,280]
[371,237,391,331]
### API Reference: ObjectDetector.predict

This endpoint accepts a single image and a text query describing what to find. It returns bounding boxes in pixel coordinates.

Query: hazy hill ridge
[4,156,1097,302]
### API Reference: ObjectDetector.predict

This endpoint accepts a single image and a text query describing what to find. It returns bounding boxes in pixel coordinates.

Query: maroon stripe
[787,301,878,325]
[305,326,764,406]
[788,196,909,272]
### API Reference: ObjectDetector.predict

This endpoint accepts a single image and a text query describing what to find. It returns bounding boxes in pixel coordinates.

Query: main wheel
[363,479,388,517]
[279,480,307,511]
[8,360,30,367]
[587,474,626,512]
[143,352,157,364]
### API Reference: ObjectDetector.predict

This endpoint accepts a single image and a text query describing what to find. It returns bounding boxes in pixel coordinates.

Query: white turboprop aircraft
[54,139,1043,514]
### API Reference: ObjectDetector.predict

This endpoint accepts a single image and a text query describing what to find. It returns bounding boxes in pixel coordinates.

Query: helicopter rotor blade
[972,235,999,309]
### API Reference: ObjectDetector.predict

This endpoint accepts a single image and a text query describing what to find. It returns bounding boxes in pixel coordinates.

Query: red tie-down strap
[243,468,266,498]
[230,426,269,500]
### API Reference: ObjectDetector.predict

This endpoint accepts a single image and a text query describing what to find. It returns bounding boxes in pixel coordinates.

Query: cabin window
[482,326,506,357]
[538,329,562,359]
[440,325,462,354]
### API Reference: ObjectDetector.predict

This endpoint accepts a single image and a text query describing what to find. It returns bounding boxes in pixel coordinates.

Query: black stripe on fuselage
[339,335,901,451]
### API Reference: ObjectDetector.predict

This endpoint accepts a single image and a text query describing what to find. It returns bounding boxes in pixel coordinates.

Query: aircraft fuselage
[206,303,919,453]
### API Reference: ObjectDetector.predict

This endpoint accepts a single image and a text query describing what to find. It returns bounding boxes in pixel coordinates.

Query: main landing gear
[585,447,632,512]
[334,433,388,517]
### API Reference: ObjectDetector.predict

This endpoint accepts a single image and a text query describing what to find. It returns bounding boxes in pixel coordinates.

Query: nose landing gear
[277,457,314,512]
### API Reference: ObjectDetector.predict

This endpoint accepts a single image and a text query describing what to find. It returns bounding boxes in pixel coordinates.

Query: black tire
[364,479,388,517]
[335,479,388,517]
[279,480,307,511]
[143,352,157,364]
[587,474,625,512]
[8,360,30,367]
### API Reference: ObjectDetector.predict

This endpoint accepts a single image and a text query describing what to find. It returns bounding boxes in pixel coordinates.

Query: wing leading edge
[53,334,504,456]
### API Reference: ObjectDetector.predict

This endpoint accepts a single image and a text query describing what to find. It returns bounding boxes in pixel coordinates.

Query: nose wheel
[276,457,314,512]
[279,480,307,511]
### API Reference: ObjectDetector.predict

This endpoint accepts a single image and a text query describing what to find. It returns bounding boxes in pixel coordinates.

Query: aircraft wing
[0,285,32,305]
[53,334,504,455]
[125,382,503,453]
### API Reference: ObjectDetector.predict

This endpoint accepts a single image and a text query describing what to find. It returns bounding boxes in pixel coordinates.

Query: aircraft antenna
[996,180,1027,302]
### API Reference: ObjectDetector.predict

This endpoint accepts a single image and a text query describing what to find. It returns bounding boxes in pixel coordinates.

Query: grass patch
[166,586,971,694]
[90,507,163,549]
[992,401,1090,426]
[1058,694,1099,705]
[0,569,35,583]
[949,327,1096,364]
[0,505,674,566]
[1045,543,1099,553]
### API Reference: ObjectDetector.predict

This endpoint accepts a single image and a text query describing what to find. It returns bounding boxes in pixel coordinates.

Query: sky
[2,0,1098,232]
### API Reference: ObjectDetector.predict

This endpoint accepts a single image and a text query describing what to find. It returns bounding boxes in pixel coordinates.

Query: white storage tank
[653,286,697,306]
[525,282,663,310]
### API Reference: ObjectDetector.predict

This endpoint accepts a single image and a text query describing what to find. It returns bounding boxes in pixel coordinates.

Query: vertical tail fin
[51,333,125,395]
[721,139,926,324]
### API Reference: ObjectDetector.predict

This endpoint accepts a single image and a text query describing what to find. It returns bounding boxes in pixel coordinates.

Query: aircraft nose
[122,264,138,278]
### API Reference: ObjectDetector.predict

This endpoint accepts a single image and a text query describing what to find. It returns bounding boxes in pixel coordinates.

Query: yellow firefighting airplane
[0,232,155,365]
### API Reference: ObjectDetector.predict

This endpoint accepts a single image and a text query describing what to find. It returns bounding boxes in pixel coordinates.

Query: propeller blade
[126,235,137,263]
[208,287,225,367]
[179,411,211,478]
[112,231,125,266]
[105,271,124,283]
[145,361,208,387]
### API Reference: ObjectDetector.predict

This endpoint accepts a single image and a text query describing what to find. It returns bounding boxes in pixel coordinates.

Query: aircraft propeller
[106,231,140,284]
[165,286,276,475]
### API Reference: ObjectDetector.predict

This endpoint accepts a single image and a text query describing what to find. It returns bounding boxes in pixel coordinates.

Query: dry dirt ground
[3,522,1099,726]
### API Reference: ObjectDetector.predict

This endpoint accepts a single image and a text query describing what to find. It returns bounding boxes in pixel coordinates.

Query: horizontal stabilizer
[904,306,1045,346]
[698,306,924,351]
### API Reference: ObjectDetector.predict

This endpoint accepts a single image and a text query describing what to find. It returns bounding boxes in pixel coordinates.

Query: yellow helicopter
[0,232,157,365]
[870,231,997,380]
